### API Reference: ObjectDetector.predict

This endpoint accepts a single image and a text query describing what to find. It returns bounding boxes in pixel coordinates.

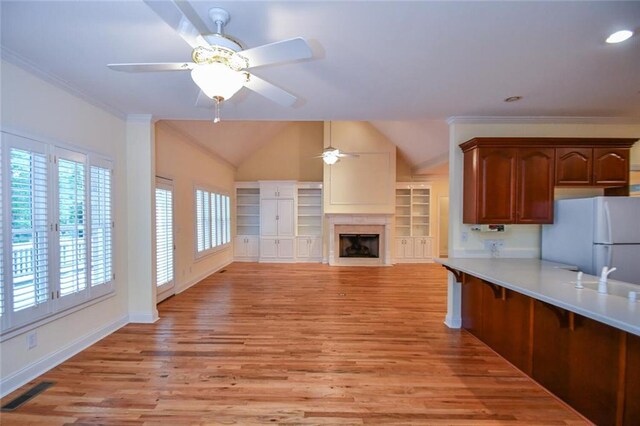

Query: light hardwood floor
[1,263,587,425]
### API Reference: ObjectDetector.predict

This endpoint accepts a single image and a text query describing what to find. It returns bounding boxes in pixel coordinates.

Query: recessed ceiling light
[504,96,523,103]
[606,30,633,44]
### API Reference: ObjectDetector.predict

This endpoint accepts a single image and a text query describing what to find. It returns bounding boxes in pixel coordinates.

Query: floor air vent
[1,381,54,411]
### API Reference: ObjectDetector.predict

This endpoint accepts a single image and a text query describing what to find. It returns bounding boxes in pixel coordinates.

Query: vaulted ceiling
[2,1,638,170]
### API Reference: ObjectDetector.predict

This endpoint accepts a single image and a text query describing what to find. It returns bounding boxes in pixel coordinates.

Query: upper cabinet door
[593,148,629,186]
[517,148,555,224]
[260,199,278,236]
[477,147,517,224]
[555,147,592,186]
[276,199,295,236]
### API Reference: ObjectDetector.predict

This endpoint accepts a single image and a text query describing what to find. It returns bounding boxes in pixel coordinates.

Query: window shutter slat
[10,148,49,312]
[90,165,112,287]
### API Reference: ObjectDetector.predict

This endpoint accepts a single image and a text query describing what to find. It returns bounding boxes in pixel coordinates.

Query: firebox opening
[339,234,379,258]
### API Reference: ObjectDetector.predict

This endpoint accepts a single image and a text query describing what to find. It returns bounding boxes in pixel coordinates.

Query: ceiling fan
[317,122,359,165]
[108,0,312,122]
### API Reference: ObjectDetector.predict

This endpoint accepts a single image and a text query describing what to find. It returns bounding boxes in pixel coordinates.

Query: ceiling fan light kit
[107,2,313,122]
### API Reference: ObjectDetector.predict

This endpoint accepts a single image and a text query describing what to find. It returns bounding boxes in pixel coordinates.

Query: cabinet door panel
[260,199,278,236]
[593,148,629,185]
[234,236,247,257]
[296,237,310,258]
[461,274,483,338]
[309,237,323,258]
[277,238,295,259]
[259,238,278,259]
[246,236,259,257]
[277,199,295,236]
[478,148,517,223]
[555,147,592,185]
[395,238,406,260]
[517,148,554,224]
[413,238,424,259]
[625,333,640,425]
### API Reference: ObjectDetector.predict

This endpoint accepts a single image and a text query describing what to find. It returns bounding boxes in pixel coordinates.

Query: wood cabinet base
[460,272,638,426]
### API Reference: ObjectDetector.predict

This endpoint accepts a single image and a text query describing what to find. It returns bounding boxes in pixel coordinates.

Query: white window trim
[193,185,231,260]
[0,130,115,337]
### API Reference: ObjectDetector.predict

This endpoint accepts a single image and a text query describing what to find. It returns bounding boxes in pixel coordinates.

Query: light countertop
[435,257,640,337]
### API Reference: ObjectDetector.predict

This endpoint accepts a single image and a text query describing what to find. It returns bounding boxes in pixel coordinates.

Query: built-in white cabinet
[260,198,294,237]
[296,236,323,261]
[395,237,414,259]
[259,237,295,261]
[259,181,296,199]
[234,235,259,261]
[296,183,323,262]
[234,181,323,263]
[259,181,296,262]
[394,183,433,263]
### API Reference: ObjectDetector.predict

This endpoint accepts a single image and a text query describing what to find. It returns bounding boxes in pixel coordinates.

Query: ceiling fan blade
[239,37,312,69]
[143,0,209,49]
[108,62,195,72]
[244,74,297,107]
[338,152,360,158]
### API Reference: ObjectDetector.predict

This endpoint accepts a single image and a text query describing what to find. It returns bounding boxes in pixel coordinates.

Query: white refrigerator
[541,196,640,284]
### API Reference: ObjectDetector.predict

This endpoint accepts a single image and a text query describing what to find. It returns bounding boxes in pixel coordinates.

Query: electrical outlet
[461,231,469,242]
[27,331,37,350]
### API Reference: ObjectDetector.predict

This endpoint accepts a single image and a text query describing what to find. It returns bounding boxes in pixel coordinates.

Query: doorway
[155,177,175,303]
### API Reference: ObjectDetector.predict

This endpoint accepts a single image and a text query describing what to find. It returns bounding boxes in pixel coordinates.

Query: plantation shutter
[196,189,204,252]
[90,161,113,296]
[9,144,50,322]
[57,150,88,306]
[155,181,173,288]
[224,195,231,244]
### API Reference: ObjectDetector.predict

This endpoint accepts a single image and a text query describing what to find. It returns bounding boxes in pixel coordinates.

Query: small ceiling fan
[108,0,312,122]
[317,122,359,165]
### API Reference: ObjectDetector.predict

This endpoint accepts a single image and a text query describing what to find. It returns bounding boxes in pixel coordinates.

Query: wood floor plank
[1,263,587,425]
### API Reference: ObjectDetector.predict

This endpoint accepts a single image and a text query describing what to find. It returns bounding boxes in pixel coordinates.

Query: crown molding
[446,116,640,126]
[1,46,126,120]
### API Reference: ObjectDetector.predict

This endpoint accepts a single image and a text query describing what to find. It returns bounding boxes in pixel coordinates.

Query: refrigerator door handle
[604,244,612,268]
[603,201,612,244]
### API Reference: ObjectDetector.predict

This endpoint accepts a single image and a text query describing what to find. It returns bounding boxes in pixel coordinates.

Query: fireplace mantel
[326,214,393,266]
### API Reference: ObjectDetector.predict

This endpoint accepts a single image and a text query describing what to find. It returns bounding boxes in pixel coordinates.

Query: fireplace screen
[339,234,380,258]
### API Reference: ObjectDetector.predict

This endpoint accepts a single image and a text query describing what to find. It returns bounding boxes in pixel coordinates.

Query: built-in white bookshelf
[395,188,411,237]
[297,186,322,236]
[411,188,430,237]
[236,187,260,235]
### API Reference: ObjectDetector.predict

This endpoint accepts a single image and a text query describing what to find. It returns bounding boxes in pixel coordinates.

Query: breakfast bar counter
[435,257,640,336]
[436,257,639,426]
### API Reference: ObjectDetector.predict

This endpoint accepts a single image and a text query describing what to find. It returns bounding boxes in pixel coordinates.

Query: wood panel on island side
[1,264,587,424]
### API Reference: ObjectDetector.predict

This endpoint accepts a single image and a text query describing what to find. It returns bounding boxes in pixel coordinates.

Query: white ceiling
[2,1,639,169]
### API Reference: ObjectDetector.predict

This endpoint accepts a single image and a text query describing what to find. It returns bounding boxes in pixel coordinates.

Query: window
[155,178,174,292]
[1,132,114,334]
[195,187,231,257]
[90,160,113,297]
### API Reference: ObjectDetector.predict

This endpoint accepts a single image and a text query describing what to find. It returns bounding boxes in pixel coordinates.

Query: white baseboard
[128,311,159,324]
[0,315,129,398]
[444,315,462,329]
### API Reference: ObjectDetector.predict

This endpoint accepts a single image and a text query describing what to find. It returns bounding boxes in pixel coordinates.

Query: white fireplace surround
[326,214,393,266]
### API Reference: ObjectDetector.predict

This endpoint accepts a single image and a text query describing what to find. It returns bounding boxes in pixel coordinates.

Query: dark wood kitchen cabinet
[556,146,630,186]
[461,140,554,224]
[461,138,636,224]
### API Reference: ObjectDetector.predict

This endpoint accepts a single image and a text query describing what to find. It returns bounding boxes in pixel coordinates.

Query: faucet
[598,267,617,294]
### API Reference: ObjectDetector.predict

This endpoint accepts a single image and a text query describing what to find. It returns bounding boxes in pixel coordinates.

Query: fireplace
[339,234,379,258]
[326,214,392,266]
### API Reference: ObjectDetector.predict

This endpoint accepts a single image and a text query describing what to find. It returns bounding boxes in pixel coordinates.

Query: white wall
[448,120,640,259]
[323,121,397,214]
[155,122,235,293]
[0,60,129,393]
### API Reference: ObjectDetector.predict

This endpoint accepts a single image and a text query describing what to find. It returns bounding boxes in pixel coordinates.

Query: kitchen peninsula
[437,257,639,426]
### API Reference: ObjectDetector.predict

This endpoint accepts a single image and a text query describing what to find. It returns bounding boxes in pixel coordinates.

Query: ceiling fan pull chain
[213,96,222,123]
